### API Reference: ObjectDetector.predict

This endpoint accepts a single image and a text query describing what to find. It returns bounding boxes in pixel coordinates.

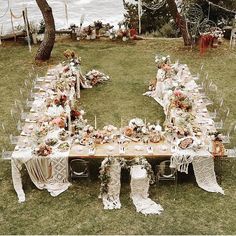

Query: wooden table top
[69,141,172,159]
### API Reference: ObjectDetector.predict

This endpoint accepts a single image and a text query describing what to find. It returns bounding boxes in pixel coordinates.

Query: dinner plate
[135,145,143,151]
[107,146,114,151]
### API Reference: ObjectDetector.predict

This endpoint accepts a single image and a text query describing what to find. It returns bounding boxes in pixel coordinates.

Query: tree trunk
[35,0,55,61]
[166,0,192,46]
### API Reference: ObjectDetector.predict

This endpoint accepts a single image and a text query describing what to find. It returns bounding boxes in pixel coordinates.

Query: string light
[142,0,166,11]
[205,0,236,15]
[0,0,9,18]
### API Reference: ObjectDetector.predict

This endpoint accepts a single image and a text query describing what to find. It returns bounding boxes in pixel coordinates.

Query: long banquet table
[10,56,225,204]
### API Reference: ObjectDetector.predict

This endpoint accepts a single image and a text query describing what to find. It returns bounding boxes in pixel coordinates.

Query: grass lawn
[0,38,236,235]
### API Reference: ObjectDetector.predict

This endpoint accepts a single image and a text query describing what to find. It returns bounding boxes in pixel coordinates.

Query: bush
[159,22,178,38]
[38,19,45,34]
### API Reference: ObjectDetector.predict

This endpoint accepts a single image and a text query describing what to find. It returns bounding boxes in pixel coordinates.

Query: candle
[120,117,122,128]
[145,118,147,126]
[66,104,72,133]
[77,71,81,99]
[95,115,97,130]
[68,114,72,133]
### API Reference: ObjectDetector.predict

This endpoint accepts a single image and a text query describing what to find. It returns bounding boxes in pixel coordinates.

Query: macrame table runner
[11,150,71,203]
[130,164,163,215]
[100,158,122,209]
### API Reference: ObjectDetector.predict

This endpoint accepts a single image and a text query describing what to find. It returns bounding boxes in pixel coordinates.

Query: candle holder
[119,145,125,154]
[147,146,153,154]
[88,147,95,155]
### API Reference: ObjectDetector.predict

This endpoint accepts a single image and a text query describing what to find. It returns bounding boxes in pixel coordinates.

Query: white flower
[88,126,94,132]
[107,125,113,132]
[80,110,85,116]
[155,124,162,132]
[141,127,148,134]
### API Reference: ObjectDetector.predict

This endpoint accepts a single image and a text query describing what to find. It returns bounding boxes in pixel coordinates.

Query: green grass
[0,38,236,235]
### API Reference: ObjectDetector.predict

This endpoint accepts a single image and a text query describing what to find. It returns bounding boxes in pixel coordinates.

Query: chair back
[157,160,176,179]
[230,28,236,48]
[69,159,89,179]
[156,160,178,200]
[1,149,13,160]
[226,121,236,138]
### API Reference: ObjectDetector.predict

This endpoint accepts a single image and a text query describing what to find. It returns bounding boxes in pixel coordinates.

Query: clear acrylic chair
[9,134,20,145]
[10,108,18,124]
[206,82,218,118]
[215,107,230,130]
[0,123,13,160]
[1,123,9,137]
[208,97,223,119]
[200,63,204,71]
[198,80,207,96]
[69,159,90,180]
[207,81,218,99]
[230,28,236,49]
[26,99,34,108]
[20,112,29,121]
[1,149,13,160]
[200,77,214,106]
[225,147,236,159]
[156,160,177,199]
[13,99,25,116]
[193,64,204,82]
[221,122,236,144]
[208,108,217,119]
[17,120,23,132]
[24,79,31,91]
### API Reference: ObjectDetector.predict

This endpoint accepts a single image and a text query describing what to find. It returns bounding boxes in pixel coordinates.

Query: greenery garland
[99,156,126,196]
[99,156,155,196]
[127,157,155,185]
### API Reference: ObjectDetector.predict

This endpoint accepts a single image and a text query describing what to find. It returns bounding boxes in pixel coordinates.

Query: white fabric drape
[11,146,71,202]
[130,165,163,215]
[192,156,224,194]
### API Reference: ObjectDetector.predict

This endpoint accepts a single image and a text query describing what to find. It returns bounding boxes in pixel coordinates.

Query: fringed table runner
[192,156,224,194]
[130,164,163,215]
[99,157,122,209]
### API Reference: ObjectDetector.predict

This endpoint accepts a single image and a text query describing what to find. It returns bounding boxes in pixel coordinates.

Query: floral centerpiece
[63,49,81,66]
[169,90,193,112]
[123,118,164,143]
[155,55,171,68]
[164,121,192,140]
[85,70,110,86]
[34,144,52,156]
